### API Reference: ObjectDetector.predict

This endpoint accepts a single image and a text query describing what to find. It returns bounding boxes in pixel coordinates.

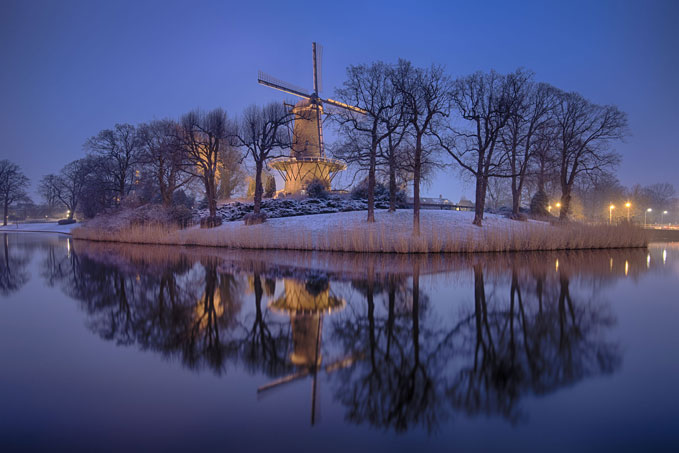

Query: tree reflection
[330,265,443,433]
[330,254,627,431]
[0,233,31,295]
[42,242,646,433]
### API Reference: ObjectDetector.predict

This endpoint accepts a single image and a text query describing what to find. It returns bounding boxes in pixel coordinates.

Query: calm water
[1,233,677,452]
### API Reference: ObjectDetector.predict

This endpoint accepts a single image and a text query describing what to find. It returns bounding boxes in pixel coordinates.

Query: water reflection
[13,236,670,433]
[0,234,33,295]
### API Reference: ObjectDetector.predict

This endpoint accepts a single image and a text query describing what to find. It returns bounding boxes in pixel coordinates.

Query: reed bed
[72,211,647,253]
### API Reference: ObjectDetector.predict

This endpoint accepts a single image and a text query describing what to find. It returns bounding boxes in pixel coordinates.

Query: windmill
[258,42,367,194]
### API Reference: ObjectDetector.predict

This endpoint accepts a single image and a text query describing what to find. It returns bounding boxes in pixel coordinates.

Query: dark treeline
[8,58,677,231]
[331,62,631,229]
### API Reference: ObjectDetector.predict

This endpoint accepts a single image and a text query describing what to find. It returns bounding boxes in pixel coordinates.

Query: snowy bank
[0,222,79,235]
[73,210,646,253]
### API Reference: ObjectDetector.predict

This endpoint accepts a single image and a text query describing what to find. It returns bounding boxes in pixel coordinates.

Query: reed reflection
[42,241,653,433]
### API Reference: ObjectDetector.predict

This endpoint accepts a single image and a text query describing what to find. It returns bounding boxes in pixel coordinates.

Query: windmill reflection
[259,273,346,425]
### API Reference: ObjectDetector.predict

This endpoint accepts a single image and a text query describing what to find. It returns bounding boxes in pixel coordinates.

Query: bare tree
[0,160,30,225]
[500,79,558,217]
[376,117,409,211]
[178,108,233,223]
[233,102,292,218]
[137,120,193,206]
[39,158,94,220]
[85,123,142,204]
[552,92,627,219]
[333,62,404,222]
[38,174,60,209]
[392,60,451,234]
[439,70,527,226]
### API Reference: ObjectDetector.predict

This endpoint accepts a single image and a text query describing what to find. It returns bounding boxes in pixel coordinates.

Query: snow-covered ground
[213,209,531,236]
[0,222,79,234]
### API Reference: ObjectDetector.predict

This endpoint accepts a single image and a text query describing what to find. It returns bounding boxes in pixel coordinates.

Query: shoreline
[72,210,648,254]
[0,222,79,235]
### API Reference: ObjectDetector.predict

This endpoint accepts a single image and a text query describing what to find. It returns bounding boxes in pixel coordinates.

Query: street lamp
[609,204,615,224]
[548,205,552,213]
[662,210,668,225]
[625,202,631,221]
[645,208,652,228]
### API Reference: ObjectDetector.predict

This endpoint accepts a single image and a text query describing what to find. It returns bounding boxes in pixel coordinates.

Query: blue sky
[1,0,677,200]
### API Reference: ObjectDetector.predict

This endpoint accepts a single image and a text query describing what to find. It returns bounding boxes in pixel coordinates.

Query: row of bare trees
[38,106,295,222]
[35,60,628,231]
[330,61,629,230]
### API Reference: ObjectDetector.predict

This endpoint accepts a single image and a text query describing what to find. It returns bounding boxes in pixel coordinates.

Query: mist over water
[1,233,677,451]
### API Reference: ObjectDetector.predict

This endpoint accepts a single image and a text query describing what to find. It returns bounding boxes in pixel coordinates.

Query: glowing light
[663,249,667,265]
[610,257,613,271]
[555,259,559,272]
[646,254,650,268]
[625,202,631,208]
[625,260,629,276]
[609,204,615,224]
[556,202,561,208]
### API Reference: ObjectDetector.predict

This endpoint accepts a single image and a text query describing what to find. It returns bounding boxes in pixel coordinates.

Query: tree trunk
[3,198,8,226]
[254,160,263,215]
[205,176,217,218]
[412,136,422,235]
[559,188,571,221]
[511,173,520,217]
[388,151,397,212]
[473,175,486,227]
[367,143,376,223]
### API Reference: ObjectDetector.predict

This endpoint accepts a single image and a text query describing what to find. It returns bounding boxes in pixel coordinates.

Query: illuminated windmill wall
[258,42,366,194]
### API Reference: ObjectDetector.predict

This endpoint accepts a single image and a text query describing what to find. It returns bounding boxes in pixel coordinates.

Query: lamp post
[662,210,668,226]
[609,204,615,225]
[645,208,652,228]
[625,202,631,222]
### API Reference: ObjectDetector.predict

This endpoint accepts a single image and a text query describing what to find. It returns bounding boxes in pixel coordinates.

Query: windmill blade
[316,104,324,156]
[314,42,323,94]
[257,369,310,393]
[258,70,311,99]
[325,352,364,373]
[324,98,368,115]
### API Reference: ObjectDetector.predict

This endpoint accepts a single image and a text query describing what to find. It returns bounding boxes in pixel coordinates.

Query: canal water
[1,233,677,452]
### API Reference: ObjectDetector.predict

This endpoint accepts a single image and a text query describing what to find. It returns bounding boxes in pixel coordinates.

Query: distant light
[609,205,615,210]
[663,249,667,264]
[663,210,668,214]
[624,260,629,276]
[556,202,561,208]
[555,259,559,272]
[646,254,650,268]
[647,208,652,212]
[625,202,631,208]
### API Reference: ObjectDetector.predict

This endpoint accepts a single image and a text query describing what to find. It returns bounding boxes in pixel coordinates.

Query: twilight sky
[1,0,677,201]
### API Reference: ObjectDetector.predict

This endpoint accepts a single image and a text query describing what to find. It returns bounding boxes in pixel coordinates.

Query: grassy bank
[72,210,647,253]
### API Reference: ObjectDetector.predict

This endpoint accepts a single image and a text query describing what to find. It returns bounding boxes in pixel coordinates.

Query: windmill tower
[258,42,366,194]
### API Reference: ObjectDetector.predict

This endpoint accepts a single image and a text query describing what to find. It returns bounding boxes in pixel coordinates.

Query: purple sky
[1,0,677,201]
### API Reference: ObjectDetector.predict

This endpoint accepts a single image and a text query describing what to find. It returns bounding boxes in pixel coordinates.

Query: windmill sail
[258,70,311,99]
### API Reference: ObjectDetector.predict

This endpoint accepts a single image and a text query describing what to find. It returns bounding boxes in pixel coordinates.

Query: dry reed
[72,217,647,254]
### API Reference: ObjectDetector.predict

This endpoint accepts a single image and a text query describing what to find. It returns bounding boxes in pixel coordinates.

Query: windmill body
[258,42,366,195]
